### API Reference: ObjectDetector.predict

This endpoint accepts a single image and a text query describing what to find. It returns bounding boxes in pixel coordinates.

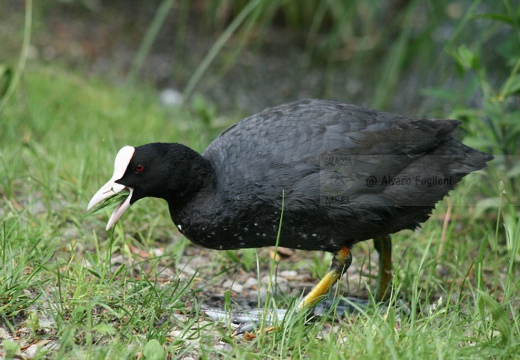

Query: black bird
[88,99,492,312]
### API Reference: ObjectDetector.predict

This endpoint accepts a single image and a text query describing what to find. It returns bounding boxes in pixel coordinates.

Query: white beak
[88,146,135,230]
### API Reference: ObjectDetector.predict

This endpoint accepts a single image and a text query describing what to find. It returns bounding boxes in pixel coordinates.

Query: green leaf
[143,339,165,360]
[477,290,511,344]
[87,268,101,279]
[483,101,502,121]
[473,197,501,219]
[501,74,520,97]
[224,289,232,313]
[88,189,130,216]
[2,339,21,357]
[475,13,514,26]
[85,251,102,279]
[0,64,13,98]
[449,107,480,121]
[93,323,117,335]
[455,45,479,71]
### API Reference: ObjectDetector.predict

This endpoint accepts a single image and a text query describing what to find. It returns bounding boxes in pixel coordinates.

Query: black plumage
[89,99,492,308]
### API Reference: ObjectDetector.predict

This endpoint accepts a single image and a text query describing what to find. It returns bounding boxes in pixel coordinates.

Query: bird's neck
[166,159,217,239]
[165,145,215,207]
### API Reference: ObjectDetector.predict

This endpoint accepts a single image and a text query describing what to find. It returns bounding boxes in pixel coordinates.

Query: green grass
[1,1,519,358]
[0,65,519,359]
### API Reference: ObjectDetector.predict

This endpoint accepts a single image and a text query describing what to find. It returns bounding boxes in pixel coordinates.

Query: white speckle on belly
[177,225,182,231]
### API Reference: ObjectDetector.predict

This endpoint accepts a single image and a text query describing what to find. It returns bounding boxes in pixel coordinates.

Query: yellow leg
[373,235,392,301]
[298,247,352,310]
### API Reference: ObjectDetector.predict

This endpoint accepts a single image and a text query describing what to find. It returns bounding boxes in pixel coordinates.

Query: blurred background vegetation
[0,1,517,109]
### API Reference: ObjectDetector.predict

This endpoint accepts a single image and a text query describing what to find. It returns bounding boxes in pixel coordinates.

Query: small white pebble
[0,326,11,339]
[280,270,298,278]
[159,88,183,107]
[244,277,259,288]
[222,280,243,293]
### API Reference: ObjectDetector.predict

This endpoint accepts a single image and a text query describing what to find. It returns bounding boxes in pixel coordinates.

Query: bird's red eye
[135,164,145,173]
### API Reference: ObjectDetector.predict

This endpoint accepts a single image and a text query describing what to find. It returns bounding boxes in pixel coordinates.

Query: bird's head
[88,143,211,230]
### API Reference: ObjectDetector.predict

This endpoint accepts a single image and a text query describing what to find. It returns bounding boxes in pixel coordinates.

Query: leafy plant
[423,1,519,202]
[87,189,131,216]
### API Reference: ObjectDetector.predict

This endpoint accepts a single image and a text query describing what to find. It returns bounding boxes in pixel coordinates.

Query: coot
[88,99,492,309]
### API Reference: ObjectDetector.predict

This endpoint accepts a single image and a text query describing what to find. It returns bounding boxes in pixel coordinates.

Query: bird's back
[197,99,491,251]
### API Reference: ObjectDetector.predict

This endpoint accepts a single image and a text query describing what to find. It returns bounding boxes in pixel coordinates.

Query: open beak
[88,146,135,230]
